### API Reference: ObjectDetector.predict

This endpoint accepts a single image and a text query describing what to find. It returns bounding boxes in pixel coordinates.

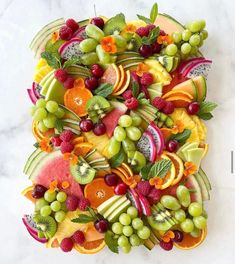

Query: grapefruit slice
[112,70,131,95]
[100,64,120,91]
[74,239,105,254]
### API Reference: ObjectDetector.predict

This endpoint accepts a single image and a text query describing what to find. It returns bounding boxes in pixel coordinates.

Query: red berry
[72,230,85,244]
[139,45,153,58]
[59,26,73,40]
[79,119,94,132]
[60,237,74,252]
[91,64,104,78]
[166,139,179,153]
[85,77,99,90]
[147,188,162,205]
[130,71,140,83]
[90,17,105,29]
[151,42,162,53]
[141,85,150,99]
[60,141,74,154]
[122,90,133,100]
[78,197,90,211]
[160,240,173,251]
[160,30,166,36]
[32,185,47,199]
[146,24,156,32]
[114,183,128,195]
[162,101,175,114]
[187,102,200,115]
[125,97,139,110]
[140,72,154,86]
[152,97,166,110]
[95,219,109,233]
[136,181,151,196]
[60,130,74,142]
[173,230,184,242]
[51,135,62,147]
[93,123,106,136]
[54,69,68,83]
[136,27,149,37]
[66,195,79,211]
[104,173,119,186]
[66,18,79,32]
[63,77,75,89]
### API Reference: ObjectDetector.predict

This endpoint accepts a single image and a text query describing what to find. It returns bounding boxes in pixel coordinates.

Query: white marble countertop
[0,0,235,263]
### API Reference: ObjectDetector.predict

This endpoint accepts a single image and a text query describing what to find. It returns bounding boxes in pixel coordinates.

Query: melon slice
[184,175,202,203]
[154,14,184,35]
[193,76,207,102]
[45,79,65,104]
[187,148,204,169]
[194,173,210,201]
[173,79,197,100]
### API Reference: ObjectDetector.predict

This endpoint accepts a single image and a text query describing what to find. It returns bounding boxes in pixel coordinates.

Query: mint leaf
[63,57,81,68]
[142,27,160,45]
[150,3,158,23]
[131,81,140,98]
[199,101,217,113]
[170,129,191,144]
[137,92,145,100]
[140,163,153,180]
[198,112,213,120]
[94,83,113,98]
[72,214,95,223]
[33,142,40,148]
[105,231,119,254]
[149,159,172,178]
[137,14,152,24]
[41,51,61,69]
[109,149,126,168]
[55,119,64,133]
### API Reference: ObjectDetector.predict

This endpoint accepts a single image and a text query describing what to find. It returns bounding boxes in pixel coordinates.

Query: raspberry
[147,188,162,205]
[162,101,175,114]
[125,97,139,110]
[130,71,140,83]
[151,42,162,53]
[140,72,154,86]
[136,26,149,37]
[60,237,74,252]
[78,197,90,211]
[72,230,85,245]
[54,69,68,83]
[63,77,75,89]
[66,195,79,211]
[60,141,74,154]
[122,90,133,100]
[152,97,166,110]
[51,135,62,147]
[60,130,74,142]
[136,181,151,196]
[66,18,79,32]
[59,26,73,40]
[146,24,156,33]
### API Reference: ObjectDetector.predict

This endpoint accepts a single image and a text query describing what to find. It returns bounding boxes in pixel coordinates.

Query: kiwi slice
[33,215,57,239]
[147,212,173,231]
[122,32,142,51]
[103,13,126,35]
[127,150,146,173]
[70,156,96,184]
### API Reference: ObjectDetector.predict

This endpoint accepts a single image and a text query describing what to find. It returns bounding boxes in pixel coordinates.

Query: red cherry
[166,140,179,152]
[79,119,94,132]
[90,17,105,29]
[151,42,162,53]
[32,185,47,199]
[93,123,106,136]
[60,237,74,252]
[136,27,149,37]
[94,219,109,233]
[187,102,200,115]
[85,77,99,90]
[104,173,119,186]
[162,101,175,114]
[91,64,104,78]
[114,183,128,195]
[63,77,75,89]
[173,230,184,242]
[139,45,153,58]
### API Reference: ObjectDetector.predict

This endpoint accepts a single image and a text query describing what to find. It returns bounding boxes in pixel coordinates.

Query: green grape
[127,206,138,219]
[119,213,131,226]
[165,44,178,56]
[129,234,141,246]
[187,21,202,33]
[113,126,126,142]
[46,101,58,113]
[56,192,67,203]
[44,190,56,203]
[118,115,132,127]
[198,38,204,48]
[160,195,181,211]
[54,107,65,119]
[181,43,192,55]
[172,32,182,43]
[189,34,201,46]
[131,114,142,126]
[112,222,123,235]
[79,38,99,53]
[123,226,133,237]
[202,209,208,219]
[200,30,208,40]
[50,201,61,212]
[81,52,99,65]
[190,46,198,55]
[33,108,47,121]
[132,218,143,230]
[43,114,57,128]
[122,138,136,153]
[188,202,203,217]
[40,205,52,217]
[85,24,104,42]
[35,198,48,211]
[137,226,151,240]
[198,20,206,31]
[190,228,201,238]
[174,209,186,222]
[193,216,207,229]
[36,98,46,108]
[182,29,192,41]
[96,45,111,64]
[126,126,142,141]
[121,243,132,254]
[107,137,121,157]
[118,235,129,247]
[60,202,68,212]
[30,106,37,116]
[180,219,194,233]
[176,185,191,207]
[55,210,66,223]
[113,35,127,49]
[38,121,49,133]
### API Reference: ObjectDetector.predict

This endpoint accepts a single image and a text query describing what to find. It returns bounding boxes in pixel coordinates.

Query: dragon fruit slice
[22,214,47,243]
[135,190,152,216]
[137,130,157,162]
[32,82,41,99]
[27,89,37,104]
[127,189,142,217]
[58,38,83,60]
[178,57,204,75]
[73,26,87,40]
[182,59,212,79]
[147,122,164,156]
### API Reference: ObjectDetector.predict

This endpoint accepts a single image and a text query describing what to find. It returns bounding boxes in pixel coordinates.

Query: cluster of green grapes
[31,99,65,132]
[107,114,143,157]
[35,190,68,223]
[164,20,208,58]
[111,206,151,253]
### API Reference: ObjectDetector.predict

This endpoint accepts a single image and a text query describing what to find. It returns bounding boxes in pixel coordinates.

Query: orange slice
[74,239,105,254]
[100,64,120,91]
[121,163,134,177]
[116,166,131,179]
[112,70,131,95]
[165,95,192,108]
[174,229,207,250]
[73,142,93,157]
[84,178,115,208]
[32,121,54,142]
[113,65,125,92]
[159,154,176,189]
[72,136,85,145]
[21,186,35,203]
[162,90,194,100]
[64,87,93,117]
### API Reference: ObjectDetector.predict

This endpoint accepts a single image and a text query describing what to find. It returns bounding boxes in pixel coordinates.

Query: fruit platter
[22,2,217,254]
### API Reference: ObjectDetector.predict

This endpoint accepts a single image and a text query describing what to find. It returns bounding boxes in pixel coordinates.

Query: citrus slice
[74,239,105,254]
[84,178,115,208]
[72,136,85,145]
[64,87,93,117]
[113,65,125,92]
[112,70,131,95]
[121,163,134,177]
[116,166,131,179]
[21,186,35,203]
[111,168,127,182]
[162,90,194,100]
[165,95,192,108]
[100,64,120,91]
[32,121,54,142]
[73,142,93,157]
[159,154,176,189]
[174,228,207,250]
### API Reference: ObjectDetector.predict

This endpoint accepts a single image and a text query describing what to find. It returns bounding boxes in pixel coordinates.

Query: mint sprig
[170,129,191,144]
[94,83,113,98]
[105,231,119,254]
[72,207,99,224]
[197,101,217,120]
[142,26,160,45]
[63,57,81,68]
[137,2,159,24]
[41,51,61,69]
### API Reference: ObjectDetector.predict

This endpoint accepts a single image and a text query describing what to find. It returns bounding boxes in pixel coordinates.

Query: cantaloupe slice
[193,76,207,102]
[162,90,194,100]
[154,14,184,35]
[173,79,197,100]
[165,95,192,108]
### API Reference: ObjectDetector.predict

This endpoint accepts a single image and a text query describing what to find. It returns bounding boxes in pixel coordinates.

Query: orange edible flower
[162,230,175,242]
[157,35,173,45]
[51,32,59,44]
[63,153,78,165]
[39,138,53,153]
[171,120,185,134]
[61,181,70,190]
[184,161,198,177]
[101,36,117,54]
[74,78,85,89]
[49,180,58,192]
[149,176,164,189]
[124,24,137,33]
[127,175,141,189]
[136,63,150,77]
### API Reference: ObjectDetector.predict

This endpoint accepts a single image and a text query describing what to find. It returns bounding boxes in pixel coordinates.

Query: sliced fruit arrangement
[23,2,216,255]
